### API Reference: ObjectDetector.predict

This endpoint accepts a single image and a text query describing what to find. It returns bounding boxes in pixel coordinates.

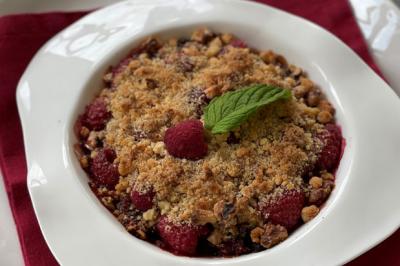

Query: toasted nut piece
[301,205,319,222]
[80,126,90,138]
[115,178,129,193]
[318,99,335,115]
[250,227,265,243]
[79,156,89,168]
[143,208,157,221]
[317,110,333,124]
[220,33,233,44]
[192,209,217,225]
[260,50,276,64]
[260,223,288,248]
[307,90,321,107]
[308,188,326,204]
[321,172,335,181]
[309,176,323,188]
[158,201,171,215]
[152,141,165,155]
[191,27,213,43]
[300,77,314,90]
[275,55,288,67]
[293,85,309,98]
[206,37,222,57]
[289,64,302,77]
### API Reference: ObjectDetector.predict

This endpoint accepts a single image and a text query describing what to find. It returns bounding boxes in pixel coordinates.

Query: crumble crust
[76,28,338,253]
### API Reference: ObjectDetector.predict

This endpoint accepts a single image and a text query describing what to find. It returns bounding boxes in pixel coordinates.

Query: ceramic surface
[15,1,400,265]
[1,0,400,265]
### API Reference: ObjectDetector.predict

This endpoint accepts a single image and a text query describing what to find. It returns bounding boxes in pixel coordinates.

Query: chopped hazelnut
[308,188,325,204]
[293,85,309,98]
[260,50,276,64]
[143,208,157,221]
[289,64,302,77]
[193,209,217,225]
[250,227,265,243]
[220,33,233,44]
[115,178,129,193]
[301,205,319,222]
[300,77,314,90]
[80,126,90,138]
[307,90,321,107]
[158,201,171,215]
[318,99,335,115]
[152,141,165,155]
[191,27,213,43]
[317,110,333,124]
[79,156,89,168]
[259,223,288,248]
[206,37,222,57]
[309,176,323,188]
[321,172,335,181]
[275,55,288,67]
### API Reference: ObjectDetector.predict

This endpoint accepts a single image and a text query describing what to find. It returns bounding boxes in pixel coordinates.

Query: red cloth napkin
[0,1,397,265]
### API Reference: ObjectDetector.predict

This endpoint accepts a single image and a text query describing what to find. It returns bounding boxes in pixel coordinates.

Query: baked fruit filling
[74,28,344,257]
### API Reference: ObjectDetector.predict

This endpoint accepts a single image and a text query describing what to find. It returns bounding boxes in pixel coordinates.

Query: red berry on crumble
[130,188,155,212]
[164,120,208,160]
[230,39,247,48]
[156,216,209,255]
[90,148,119,188]
[82,97,111,131]
[218,239,249,256]
[316,124,342,171]
[259,190,305,231]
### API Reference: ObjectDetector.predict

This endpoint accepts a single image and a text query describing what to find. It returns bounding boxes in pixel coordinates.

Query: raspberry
[259,190,305,231]
[316,124,342,171]
[230,39,247,48]
[130,188,155,212]
[82,97,111,131]
[90,148,119,188]
[218,239,249,256]
[156,216,209,255]
[112,57,131,77]
[164,120,208,160]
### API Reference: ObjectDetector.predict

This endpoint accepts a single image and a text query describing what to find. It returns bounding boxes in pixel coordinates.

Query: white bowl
[16,0,400,265]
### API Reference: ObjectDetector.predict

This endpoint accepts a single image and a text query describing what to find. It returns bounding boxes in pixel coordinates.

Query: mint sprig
[204,84,291,134]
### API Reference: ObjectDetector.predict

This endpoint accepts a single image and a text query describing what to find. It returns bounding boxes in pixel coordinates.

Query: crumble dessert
[74,28,344,257]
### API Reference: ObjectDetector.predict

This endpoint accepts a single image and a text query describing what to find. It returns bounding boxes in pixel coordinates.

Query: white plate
[16,0,400,265]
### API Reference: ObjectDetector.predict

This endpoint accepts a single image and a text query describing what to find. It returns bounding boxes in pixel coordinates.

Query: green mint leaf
[204,84,291,134]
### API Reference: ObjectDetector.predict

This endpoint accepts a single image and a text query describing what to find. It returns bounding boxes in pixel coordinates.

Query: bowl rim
[16,0,400,265]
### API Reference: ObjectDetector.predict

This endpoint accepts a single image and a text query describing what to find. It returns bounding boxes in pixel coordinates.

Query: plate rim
[16,0,400,265]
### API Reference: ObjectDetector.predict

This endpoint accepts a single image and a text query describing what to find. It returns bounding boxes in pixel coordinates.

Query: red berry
[316,124,342,171]
[164,120,208,160]
[112,57,131,78]
[259,190,305,231]
[90,148,119,188]
[156,216,209,255]
[230,39,247,48]
[218,239,249,256]
[82,97,111,131]
[130,188,155,212]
